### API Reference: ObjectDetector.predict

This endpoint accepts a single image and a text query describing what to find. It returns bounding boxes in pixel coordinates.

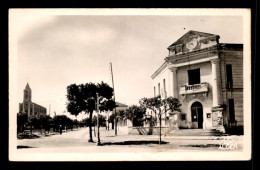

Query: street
[17,126,243,153]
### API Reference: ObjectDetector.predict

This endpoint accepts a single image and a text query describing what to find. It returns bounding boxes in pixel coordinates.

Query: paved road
[17,127,243,153]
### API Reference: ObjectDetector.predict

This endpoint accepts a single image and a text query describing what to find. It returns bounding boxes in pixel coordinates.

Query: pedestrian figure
[59,125,62,135]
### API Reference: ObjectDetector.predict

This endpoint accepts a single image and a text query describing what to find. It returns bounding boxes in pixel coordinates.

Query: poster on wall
[212,110,223,127]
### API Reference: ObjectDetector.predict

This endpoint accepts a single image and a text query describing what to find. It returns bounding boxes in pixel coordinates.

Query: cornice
[151,62,168,79]
[166,45,219,65]
[166,45,218,61]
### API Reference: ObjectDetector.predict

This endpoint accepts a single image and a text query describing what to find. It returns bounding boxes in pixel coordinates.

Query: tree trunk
[115,118,117,136]
[111,120,114,129]
[88,111,94,142]
[93,125,96,137]
[159,112,162,145]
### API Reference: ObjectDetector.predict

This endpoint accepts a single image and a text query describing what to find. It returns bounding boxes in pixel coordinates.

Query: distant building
[105,102,128,127]
[114,102,128,112]
[19,83,47,116]
[150,30,243,133]
[114,102,128,126]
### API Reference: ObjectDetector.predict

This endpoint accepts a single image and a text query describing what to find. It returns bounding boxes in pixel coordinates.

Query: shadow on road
[180,144,220,148]
[17,145,36,149]
[17,133,41,139]
[101,140,169,146]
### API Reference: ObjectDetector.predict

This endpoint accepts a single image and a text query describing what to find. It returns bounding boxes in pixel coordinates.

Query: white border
[9,8,251,161]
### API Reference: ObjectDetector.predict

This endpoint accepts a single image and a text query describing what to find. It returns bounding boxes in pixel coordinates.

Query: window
[169,50,176,56]
[188,69,200,85]
[158,83,160,96]
[176,44,183,54]
[163,79,166,92]
[181,114,186,120]
[228,99,235,121]
[226,64,233,89]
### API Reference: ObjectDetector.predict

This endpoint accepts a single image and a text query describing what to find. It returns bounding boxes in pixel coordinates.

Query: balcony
[180,82,209,95]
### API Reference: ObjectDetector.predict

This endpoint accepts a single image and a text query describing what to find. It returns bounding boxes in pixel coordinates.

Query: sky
[10,9,245,120]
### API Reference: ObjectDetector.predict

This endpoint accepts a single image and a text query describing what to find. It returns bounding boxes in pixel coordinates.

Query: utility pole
[110,62,117,136]
[96,93,101,146]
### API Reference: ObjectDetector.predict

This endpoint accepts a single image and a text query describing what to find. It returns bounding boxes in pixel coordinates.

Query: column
[211,59,225,132]
[170,67,178,98]
[211,59,222,106]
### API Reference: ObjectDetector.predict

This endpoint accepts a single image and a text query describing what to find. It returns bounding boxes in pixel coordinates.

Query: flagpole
[49,105,51,116]
[110,62,117,136]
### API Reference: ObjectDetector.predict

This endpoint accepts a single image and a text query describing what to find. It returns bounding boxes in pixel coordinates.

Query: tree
[117,110,127,126]
[37,114,52,134]
[28,115,38,134]
[92,115,106,127]
[73,119,79,129]
[66,81,115,143]
[17,112,28,133]
[139,96,181,144]
[125,105,146,126]
[108,113,115,129]
[79,118,88,127]
[52,115,71,132]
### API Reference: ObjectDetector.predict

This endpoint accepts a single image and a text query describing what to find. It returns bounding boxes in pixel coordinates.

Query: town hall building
[19,83,47,116]
[151,30,243,134]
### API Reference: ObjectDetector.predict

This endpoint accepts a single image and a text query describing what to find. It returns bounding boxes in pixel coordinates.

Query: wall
[19,101,47,116]
[152,65,170,98]
[176,61,214,129]
[152,64,171,123]
[128,126,170,135]
[220,51,243,127]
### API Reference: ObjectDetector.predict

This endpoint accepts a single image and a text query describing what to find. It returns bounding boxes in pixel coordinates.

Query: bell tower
[24,83,32,102]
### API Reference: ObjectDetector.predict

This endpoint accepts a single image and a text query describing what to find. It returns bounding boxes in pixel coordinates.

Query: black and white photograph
[9,9,251,161]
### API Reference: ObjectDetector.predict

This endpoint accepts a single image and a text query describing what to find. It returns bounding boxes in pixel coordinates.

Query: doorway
[191,102,203,129]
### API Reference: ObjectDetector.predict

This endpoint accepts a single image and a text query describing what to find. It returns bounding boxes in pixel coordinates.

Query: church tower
[23,83,32,102]
[19,83,46,116]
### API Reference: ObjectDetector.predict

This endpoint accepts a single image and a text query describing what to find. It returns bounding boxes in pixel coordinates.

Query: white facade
[150,30,243,131]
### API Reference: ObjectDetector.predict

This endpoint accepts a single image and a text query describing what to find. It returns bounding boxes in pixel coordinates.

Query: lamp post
[96,93,101,146]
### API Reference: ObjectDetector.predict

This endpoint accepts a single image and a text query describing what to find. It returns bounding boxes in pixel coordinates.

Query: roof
[115,102,128,107]
[32,102,47,110]
[25,83,31,90]
[218,43,243,50]
[151,61,167,79]
[167,30,219,49]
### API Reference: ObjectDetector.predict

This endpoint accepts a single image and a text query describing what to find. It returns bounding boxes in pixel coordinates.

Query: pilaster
[211,59,222,106]
[170,67,178,98]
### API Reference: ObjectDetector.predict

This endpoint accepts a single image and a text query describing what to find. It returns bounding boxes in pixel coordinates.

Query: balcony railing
[179,82,208,95]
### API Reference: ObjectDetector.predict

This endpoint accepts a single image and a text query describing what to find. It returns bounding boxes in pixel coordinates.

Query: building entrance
[191,102,203,129]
